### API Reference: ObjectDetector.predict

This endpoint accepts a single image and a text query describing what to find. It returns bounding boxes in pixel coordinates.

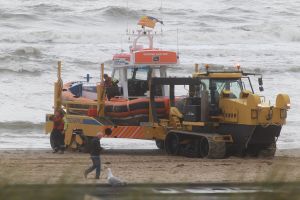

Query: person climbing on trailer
[50,109,65,154]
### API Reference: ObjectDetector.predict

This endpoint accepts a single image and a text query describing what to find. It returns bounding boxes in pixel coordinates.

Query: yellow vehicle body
[45,62,290,158]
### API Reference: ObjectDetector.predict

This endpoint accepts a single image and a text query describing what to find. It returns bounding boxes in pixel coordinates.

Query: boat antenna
[160,0,163,34]
[176,27,179,57]
[120,34,123,52]
[126,0,129,34]
[159,0,164,47]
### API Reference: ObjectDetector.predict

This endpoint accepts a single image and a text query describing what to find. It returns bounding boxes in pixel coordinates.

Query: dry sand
[0,149,299,184]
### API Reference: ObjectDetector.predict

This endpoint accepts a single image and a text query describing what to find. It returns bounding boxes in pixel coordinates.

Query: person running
[84,129,112,179]
[50,109,65,154]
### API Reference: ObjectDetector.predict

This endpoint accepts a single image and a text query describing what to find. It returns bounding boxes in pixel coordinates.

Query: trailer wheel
[199,137,209,158]
[155,140,165,150]
[165,133,180,155]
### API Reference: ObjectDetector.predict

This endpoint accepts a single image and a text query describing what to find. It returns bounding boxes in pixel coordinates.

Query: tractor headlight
[251,109,258,119]
[280,109,287,119]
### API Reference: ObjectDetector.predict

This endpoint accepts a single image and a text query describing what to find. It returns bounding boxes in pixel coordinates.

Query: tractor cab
[192,68,258,117]
[149,65,268,124]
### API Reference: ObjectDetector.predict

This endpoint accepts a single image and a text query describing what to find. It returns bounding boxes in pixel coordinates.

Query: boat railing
[63,100,97,115]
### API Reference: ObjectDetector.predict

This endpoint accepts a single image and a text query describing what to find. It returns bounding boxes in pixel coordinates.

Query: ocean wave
[163,8,196,16]
[276,11,299,17]
[232,25,252,32]
[0,68,43,76]
[85,6,141,19]
[287,67,300,72]
[197,14,246,23]
[0,47,43,60]
[12,47,42,58]
[0,12,38,21]
[172,64,300,75]
[0,47,45,75]
[221,7,257,14]
[27,3,72,13]
[0,121,44,130]
[289,34,300,42]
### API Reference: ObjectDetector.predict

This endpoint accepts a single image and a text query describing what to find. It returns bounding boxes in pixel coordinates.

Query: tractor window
[228,81,242,98]
[241,77,254,93]
[194,79,209,98]
[211,79,242,99]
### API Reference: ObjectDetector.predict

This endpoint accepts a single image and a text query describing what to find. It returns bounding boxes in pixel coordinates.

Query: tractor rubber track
[207,140,226,159]
[165,131,227,159]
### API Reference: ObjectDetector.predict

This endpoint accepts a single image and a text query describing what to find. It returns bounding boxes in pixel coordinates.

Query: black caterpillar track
[165,131,227,159]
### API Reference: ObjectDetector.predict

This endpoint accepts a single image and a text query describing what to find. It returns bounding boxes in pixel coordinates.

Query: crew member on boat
[103,74,113,87]
[103,74,119,100]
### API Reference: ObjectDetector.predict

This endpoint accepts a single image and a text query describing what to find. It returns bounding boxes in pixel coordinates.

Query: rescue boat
[62,20,179,125]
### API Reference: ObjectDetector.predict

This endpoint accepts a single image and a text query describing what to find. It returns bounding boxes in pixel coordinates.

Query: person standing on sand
[50,109,65,154]
[84,132,105,179]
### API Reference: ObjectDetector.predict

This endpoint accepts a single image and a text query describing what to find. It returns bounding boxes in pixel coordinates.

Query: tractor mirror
[258,77,264,91]
[258,77,263,86]
[259,86,264,92]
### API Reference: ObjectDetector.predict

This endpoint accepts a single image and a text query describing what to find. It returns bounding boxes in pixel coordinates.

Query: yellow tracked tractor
[45,62,290,158]
[147,65,290,158]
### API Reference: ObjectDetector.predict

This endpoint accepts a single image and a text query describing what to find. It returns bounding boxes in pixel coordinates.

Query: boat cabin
[67,29,179,103]
[109,29,178,99]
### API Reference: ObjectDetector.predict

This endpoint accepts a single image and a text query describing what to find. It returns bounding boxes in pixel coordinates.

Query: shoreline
[0,148,300,185]
[0,147,299,157]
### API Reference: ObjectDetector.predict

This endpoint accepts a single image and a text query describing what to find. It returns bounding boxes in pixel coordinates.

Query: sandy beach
[0,148,300,185]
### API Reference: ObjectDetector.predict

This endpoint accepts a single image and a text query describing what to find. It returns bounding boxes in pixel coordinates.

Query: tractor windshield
[199,78,253,100]
[212,79,243,99]
[197,78,244,106]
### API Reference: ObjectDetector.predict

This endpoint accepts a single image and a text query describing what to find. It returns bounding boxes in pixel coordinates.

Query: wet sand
[0,149,300,184]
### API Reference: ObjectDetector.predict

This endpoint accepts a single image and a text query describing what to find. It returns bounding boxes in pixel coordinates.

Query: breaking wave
[197,14,246,23]
[287,67,300,72]
[0,68,43,76]
[85,6,141,19]
[0,121,44,131]
[173,64,300,75]
[221,7,257,14]
[27,3,72,13]
[12,47,42,58]
[0,13,38,20]
[163,8,196,16]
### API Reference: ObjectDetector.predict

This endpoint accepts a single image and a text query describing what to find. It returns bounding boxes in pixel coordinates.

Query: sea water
[0,0,299,149]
